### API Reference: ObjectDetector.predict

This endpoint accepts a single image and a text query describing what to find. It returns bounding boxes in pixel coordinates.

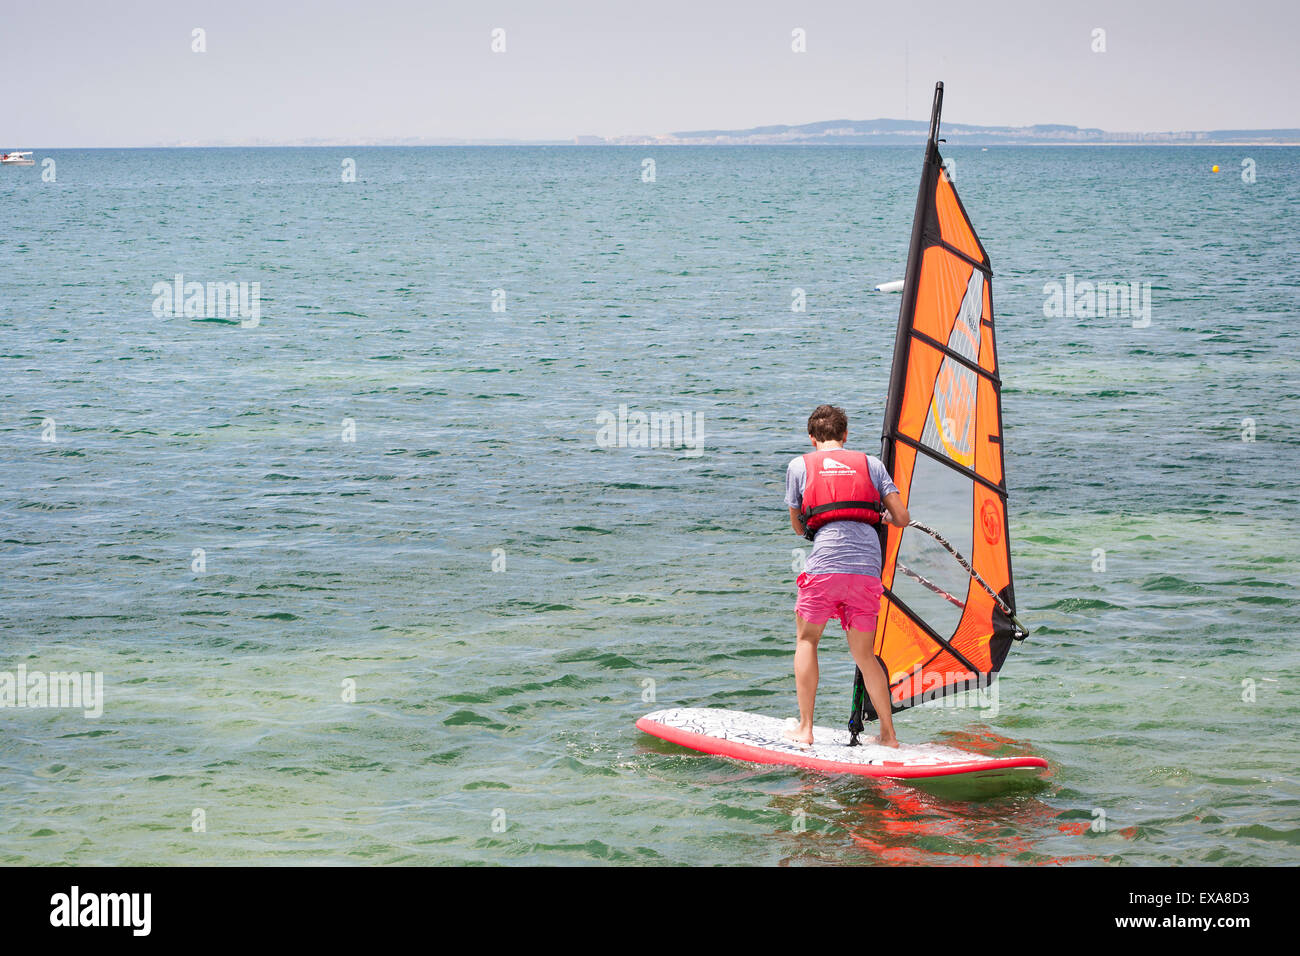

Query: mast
[848,82,945,746]
[847,80,1025,742]
[881,80,943,474]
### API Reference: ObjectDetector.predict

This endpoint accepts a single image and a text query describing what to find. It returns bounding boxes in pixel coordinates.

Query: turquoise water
[1,146,1297,865]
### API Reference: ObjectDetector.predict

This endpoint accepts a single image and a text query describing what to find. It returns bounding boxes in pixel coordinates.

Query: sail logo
[0,665,104,718]
[1041,274,1152,328]
[151,274,262,327]
[49,886,151,936]
[980,500,1002,545]
[595,404,705,457]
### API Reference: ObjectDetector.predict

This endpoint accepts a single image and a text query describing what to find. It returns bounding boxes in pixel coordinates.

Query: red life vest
[799,449,882,538]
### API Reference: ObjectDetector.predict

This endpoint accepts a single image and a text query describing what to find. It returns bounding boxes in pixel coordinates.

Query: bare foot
[782,726,813,746]
[879,735,900,749]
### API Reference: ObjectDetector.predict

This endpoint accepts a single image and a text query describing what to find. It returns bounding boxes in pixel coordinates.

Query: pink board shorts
[795,572,884,634]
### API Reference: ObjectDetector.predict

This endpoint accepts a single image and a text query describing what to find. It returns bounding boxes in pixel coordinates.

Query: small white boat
[874,279,905,293]
[1,151,35,166]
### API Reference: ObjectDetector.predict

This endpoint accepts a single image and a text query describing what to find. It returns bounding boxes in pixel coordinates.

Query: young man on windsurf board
[784,405,909,747]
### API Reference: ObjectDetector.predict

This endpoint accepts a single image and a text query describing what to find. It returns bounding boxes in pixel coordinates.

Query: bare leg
[784,614,827,745]
[845,627,899,747]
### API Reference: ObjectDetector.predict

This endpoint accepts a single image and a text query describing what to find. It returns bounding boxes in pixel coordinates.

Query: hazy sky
[3,0,1297,146]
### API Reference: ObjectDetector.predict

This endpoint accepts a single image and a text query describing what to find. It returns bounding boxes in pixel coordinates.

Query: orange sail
[850,83,1027,738]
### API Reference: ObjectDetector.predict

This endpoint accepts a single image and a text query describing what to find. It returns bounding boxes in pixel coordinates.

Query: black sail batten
[878,589,981,675]
[907,327,1003,385]
[892,433,1008,497]
[936,238,992,275]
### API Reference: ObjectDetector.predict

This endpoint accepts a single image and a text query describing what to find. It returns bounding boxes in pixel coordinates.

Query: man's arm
[882,492,910,528]
[789,507,806,537]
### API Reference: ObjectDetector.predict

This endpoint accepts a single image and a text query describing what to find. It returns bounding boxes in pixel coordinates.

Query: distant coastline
[587,118,1300,147]
[14,118,1300,150]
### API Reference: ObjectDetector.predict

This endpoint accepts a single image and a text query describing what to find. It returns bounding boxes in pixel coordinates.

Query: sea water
[1,145,1296,865]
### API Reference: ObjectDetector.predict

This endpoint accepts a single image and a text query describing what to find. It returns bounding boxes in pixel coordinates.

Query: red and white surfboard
[637,708,1047,780]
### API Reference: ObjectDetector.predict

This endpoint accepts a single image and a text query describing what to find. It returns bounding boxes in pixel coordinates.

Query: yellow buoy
[1211,165,1220,172]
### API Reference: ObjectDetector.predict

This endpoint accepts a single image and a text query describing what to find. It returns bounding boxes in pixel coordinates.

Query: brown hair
[807,405,848,442]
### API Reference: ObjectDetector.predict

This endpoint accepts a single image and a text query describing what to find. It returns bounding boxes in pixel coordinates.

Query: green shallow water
[1,146,1297,865]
